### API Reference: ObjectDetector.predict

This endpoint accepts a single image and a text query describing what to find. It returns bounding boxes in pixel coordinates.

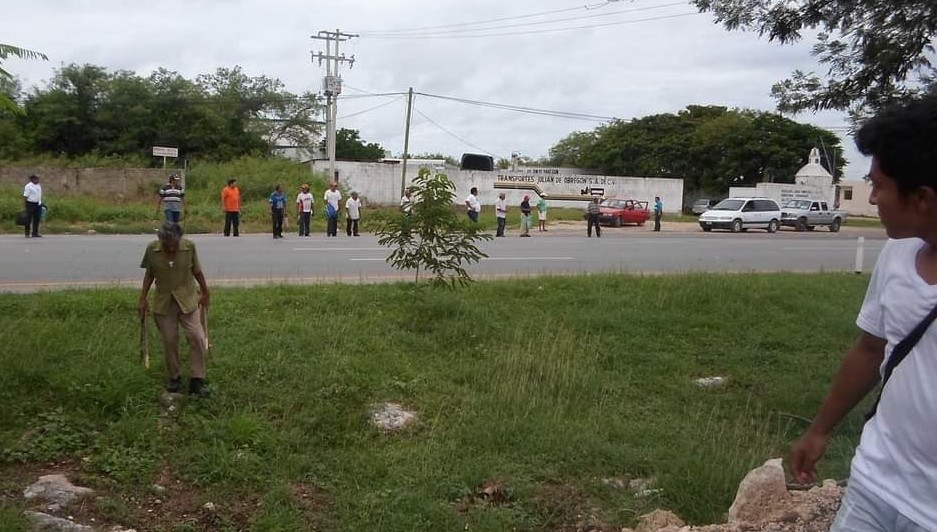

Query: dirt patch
[535,483,618,532]
[455,480,514,514]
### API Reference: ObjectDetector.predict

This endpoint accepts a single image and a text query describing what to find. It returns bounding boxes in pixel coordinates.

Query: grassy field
[0,274,870,531]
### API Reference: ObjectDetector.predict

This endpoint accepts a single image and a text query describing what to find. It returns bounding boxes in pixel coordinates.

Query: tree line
[547,105,844,195]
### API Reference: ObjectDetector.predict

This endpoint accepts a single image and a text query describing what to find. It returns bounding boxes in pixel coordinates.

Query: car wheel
[731,219,742,233]
[796,217,807,232]
[701,226,712,232]
[767,219,779,233]
[807,226,815,231]
[613,217,622,227]
[830,218,841,232]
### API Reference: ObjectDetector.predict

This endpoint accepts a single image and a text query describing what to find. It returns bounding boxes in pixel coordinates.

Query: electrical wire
[366,11,700,39]
[338,96,405,119]
[359,3,594,35]
[417,92,617,121]
[363,1,688,37]
[413,108,504,159]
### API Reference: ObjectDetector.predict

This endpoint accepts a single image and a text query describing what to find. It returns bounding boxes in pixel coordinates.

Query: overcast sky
[5,0,868,180]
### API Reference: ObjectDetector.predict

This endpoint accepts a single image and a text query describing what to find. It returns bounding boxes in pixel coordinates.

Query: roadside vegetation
[0,273,870,531]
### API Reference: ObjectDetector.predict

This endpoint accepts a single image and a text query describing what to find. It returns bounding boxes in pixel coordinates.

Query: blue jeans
[467,210,478,223]
[165,210,181,223]
[832,478,928,532]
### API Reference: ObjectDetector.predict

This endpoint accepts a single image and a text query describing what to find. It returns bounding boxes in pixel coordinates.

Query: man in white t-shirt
[22,174,43,238]
[323,182,342,237]
[400,189,413,215]
[296,184,314,237]
[792,94,937,532]
[495,192,507,237]
[464,187,480,223]
[345,191,361,237]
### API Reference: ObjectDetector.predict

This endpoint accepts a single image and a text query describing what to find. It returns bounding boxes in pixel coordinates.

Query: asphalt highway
[0,225,887,292]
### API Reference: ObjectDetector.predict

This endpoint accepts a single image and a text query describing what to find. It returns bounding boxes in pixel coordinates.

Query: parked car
[698,197,781,233]
[598,198,650,227]
[690,198,720,215]
[780,199,848,232]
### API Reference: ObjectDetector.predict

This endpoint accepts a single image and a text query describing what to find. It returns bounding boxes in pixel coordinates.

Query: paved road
[0,226,887,292]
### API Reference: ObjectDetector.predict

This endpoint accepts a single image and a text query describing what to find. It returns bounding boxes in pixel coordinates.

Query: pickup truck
[780,199,848,232]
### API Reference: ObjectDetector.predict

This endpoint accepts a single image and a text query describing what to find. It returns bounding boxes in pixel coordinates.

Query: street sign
[152,146,178,158]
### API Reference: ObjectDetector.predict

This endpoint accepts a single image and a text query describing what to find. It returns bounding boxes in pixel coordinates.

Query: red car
[598,199,650,227]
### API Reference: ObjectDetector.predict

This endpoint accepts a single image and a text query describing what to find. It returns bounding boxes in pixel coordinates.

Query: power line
[358,3,593,34]
[413,108,504,159]
[338,96,405,119]
[364,1,688,37]
[417,92,618,121]
[364,11,700,39]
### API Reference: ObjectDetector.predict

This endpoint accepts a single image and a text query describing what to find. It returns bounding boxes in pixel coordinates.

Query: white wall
[729,183,836,207]
[837,181,877,217]
[312,161,684,212]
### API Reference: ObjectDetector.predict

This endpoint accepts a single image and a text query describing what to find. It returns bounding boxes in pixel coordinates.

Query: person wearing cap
[536,195,548,232]
[495,192,507,237]
[345,191,361,237]
[138,222,211,396]
[519,194,532,237]
[221,178,241,237]
[323,182,342,237]
[157,175,185,223]
[296,184,314,237]
[586,196,602,238]
[22,174,43,238]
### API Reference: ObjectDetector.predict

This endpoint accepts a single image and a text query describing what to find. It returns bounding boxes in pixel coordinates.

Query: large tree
[549,105,843,195]
[331,128,386,161]
[0,43,47,113]
[693,0,937,118]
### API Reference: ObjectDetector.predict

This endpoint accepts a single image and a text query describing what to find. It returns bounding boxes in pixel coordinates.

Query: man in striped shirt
[157,175,185,223]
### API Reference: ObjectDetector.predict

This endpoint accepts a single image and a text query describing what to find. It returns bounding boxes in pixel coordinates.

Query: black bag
[15,210,28,226]
[865,301,937,420]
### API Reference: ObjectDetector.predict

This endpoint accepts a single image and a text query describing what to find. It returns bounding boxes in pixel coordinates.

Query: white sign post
[152,146,179,169]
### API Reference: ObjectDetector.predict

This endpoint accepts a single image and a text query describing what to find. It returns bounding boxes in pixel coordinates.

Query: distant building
[730,148,836,206]
[837,180,877,217]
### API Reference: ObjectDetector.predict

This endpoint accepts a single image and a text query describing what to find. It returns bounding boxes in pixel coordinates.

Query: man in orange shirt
[221,178,241,237]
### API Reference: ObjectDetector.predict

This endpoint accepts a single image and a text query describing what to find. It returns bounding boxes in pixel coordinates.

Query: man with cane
[138,222,212,396]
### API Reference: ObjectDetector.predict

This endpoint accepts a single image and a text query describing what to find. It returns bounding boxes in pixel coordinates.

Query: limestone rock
[636,509,685,532]
[23,475,94,511]
[695,376,728,388]
[24,511,93,531]
[727,458,790,524]
[371,402,417,432]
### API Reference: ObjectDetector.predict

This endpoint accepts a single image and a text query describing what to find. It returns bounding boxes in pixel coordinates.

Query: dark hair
[29,174,39,180]
[470,187,478,195]
[227,178,236,186]
[856,93,937,195]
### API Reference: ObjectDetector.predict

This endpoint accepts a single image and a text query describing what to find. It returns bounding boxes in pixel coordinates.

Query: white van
[698,197,781,233]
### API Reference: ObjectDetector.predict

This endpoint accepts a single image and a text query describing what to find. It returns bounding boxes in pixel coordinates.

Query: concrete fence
[0,167,169,198]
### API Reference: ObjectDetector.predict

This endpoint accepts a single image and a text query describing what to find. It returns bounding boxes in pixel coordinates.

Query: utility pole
[400,87,414,197]
[311,29,357,183]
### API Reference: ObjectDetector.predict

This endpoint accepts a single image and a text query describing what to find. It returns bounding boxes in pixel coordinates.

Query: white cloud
[5,0,868,177]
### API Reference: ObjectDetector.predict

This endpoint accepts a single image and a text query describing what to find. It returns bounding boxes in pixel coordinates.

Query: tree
[374,168,492,287]
[548,105,843,195]
[0,43,47,113]
[331,128,386,161]
[692,0,937,118]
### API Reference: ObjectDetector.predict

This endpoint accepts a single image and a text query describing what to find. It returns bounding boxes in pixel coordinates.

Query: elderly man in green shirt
[138,222,211,396]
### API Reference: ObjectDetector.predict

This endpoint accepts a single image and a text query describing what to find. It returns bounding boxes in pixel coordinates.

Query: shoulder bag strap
[865,301,937,421]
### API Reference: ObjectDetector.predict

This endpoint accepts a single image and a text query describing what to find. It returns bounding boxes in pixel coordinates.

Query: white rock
[695,376,728,388]
[371,402,417,432]
[728,458,791,524]
[203,501,216,512]
[24,511,93,531]
[636,509,685,532]
[23,475,94,511]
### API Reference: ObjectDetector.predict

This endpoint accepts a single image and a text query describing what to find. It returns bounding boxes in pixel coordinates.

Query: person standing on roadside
[465,187,481,222]
[519,194,532,237]
[138,222,211,397]
[157,175,185,223]
[791,94,937,532]
[495,192,507,237]
[324,182,342,237]
[221,178,240,237]
[401,189,414,215]
[296,184,314,237]
[586,196,602,238]
[653,196,663,232]
[22,174,42,238]
[268,184,286,239]
[537,195,548,232]
[345,191,361,237]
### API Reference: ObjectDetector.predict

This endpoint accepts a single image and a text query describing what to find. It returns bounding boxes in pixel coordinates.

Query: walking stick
[140,310,150,369]
[200,305,212,361]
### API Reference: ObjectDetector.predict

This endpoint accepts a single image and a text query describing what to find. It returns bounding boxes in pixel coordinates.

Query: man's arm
[194,271,211,308]
[791,331,886,483]
[138,271,155,318]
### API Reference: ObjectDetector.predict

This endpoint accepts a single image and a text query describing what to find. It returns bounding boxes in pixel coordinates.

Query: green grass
[0,274,868,531]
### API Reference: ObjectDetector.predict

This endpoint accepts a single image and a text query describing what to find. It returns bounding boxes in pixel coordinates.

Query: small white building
[837,180,877,217]
[730,148,836,206]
